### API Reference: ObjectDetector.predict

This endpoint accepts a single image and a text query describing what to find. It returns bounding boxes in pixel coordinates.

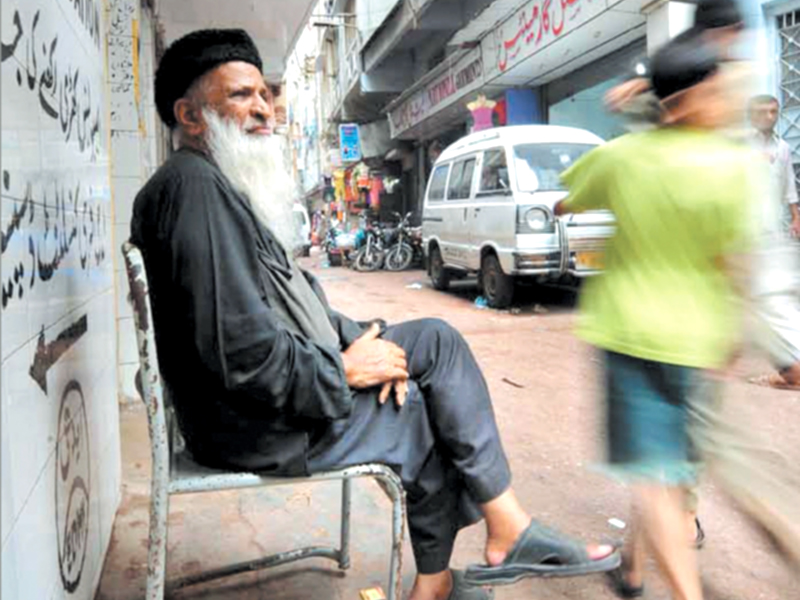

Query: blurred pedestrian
[555,36,755,600]
[748,94,800,237]
[746,94,800,390]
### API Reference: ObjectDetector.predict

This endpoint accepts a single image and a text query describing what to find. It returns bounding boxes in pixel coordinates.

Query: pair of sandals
[606,518,706,599]
[446,519,622,599]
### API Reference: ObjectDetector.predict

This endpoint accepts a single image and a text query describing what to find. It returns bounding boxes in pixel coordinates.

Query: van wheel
[481,253,514,308]
[429,246,450,291]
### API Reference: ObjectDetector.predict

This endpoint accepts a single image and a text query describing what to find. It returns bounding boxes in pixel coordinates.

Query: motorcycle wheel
[355,247,383,272]
[385,243,414,271]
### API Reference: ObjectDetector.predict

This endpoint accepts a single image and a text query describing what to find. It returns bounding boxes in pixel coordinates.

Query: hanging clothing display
[333,170,346,202]
[369,176,383,208]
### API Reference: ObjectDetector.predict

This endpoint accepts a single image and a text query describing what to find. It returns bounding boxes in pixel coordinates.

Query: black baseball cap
[651,35,720,101]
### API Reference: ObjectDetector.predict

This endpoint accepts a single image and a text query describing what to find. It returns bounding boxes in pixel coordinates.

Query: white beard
[203,109,297,252]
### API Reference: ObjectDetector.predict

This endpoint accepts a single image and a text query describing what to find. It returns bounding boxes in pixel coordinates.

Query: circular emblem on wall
[55,380,91,593]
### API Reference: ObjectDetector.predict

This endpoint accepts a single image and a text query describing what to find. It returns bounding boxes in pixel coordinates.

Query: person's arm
[169,173,404,421]
[554,147,611,216]
[300,269,386,348]
[604,54,651,113]
[781,142,800,237]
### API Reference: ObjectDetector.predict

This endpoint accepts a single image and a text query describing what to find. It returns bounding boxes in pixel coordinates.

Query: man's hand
[341,323,409,403]
[553,199,569,216]
[379,378,409,407]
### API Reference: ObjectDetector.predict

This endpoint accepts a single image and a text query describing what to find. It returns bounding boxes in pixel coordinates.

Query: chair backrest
[122,242,172,476]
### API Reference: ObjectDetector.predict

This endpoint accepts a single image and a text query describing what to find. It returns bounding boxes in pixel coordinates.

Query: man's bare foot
[408,571,453,600]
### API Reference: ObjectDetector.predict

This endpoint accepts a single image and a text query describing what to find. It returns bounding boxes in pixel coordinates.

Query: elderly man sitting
[130,29,618,600]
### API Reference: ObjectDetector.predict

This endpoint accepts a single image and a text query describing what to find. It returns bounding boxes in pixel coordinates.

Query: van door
[467,147,515,272]
[442,156,478,268]
[422,162,451,259]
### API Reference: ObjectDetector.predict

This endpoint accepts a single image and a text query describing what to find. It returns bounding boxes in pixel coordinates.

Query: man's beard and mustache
[203,109,298,252]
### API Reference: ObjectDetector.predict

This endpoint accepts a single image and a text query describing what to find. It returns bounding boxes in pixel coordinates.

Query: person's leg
[604,351,703,598]
[750,285,800,390]
[311,318,613,598]
[381,319,511,505]
[683,485,701,545]
[634,485,703,600]
[384,319,614,567]
[306,378,469,597]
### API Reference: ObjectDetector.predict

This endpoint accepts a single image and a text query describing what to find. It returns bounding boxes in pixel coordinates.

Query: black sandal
[694,517,705,549]
[606,563,644,598]
[463,519,621,586]
[446,570,494,600]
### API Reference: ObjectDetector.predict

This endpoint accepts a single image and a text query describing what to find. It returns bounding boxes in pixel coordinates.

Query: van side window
[446,158,476,200]
[479,149,510,194]
[428,164,450,202]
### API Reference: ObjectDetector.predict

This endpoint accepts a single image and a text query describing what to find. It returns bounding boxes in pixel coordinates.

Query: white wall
[747,0,800,94]
[357,0,401,41]
[108,0,161,405]
[1,0,121,597]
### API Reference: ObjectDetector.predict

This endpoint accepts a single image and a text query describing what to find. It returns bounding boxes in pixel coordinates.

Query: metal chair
[121,241,406,600]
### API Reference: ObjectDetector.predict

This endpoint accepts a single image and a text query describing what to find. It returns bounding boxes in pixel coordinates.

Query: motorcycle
[384,212,423,271]
[354,218,389,272]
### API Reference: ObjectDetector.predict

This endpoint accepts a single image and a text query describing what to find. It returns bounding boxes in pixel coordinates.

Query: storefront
[382,0,650,214]
[546,39,647,141]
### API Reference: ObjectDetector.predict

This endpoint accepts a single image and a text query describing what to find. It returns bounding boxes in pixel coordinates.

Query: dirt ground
[97,252,800,600]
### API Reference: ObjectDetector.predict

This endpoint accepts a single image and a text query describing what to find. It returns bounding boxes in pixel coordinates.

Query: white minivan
[422,125,614,308]
[292,202,311,257]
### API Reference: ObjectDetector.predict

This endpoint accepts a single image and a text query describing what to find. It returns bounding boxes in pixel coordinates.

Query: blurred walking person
[747,94,800,390]
[555,37,756,600]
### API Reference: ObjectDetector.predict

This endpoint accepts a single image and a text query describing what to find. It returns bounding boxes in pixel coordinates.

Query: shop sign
[389,47,484,138]
[481,0,605,77]
[339,123,362,162]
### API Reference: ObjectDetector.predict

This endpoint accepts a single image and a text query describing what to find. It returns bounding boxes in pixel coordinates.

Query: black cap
[155,29,263,128]
[650,35,720,100]
[694,0,743,30]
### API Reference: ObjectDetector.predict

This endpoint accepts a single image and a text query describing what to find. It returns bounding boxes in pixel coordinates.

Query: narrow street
[98,253,799,600]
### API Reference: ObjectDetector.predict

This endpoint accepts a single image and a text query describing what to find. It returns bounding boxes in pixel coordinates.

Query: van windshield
[513,143,596,192]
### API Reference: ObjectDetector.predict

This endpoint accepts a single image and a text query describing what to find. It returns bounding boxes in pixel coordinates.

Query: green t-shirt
[561,128,756,369]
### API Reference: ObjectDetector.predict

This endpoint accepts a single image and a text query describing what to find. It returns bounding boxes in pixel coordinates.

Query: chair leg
[384,475,405,600]
[145,478,170,599]
[339,477,352,570]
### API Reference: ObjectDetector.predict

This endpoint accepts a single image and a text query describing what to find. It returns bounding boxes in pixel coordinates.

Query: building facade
[296,0,795,220]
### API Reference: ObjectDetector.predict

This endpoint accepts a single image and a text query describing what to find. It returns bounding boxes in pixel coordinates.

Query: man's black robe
[131,147,511,573]
[131,148,371,474]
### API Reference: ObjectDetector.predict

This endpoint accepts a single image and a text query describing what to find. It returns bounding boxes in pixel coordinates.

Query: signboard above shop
[388,47,485,139]
[339,123,362,162]
[481,0,618,79]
